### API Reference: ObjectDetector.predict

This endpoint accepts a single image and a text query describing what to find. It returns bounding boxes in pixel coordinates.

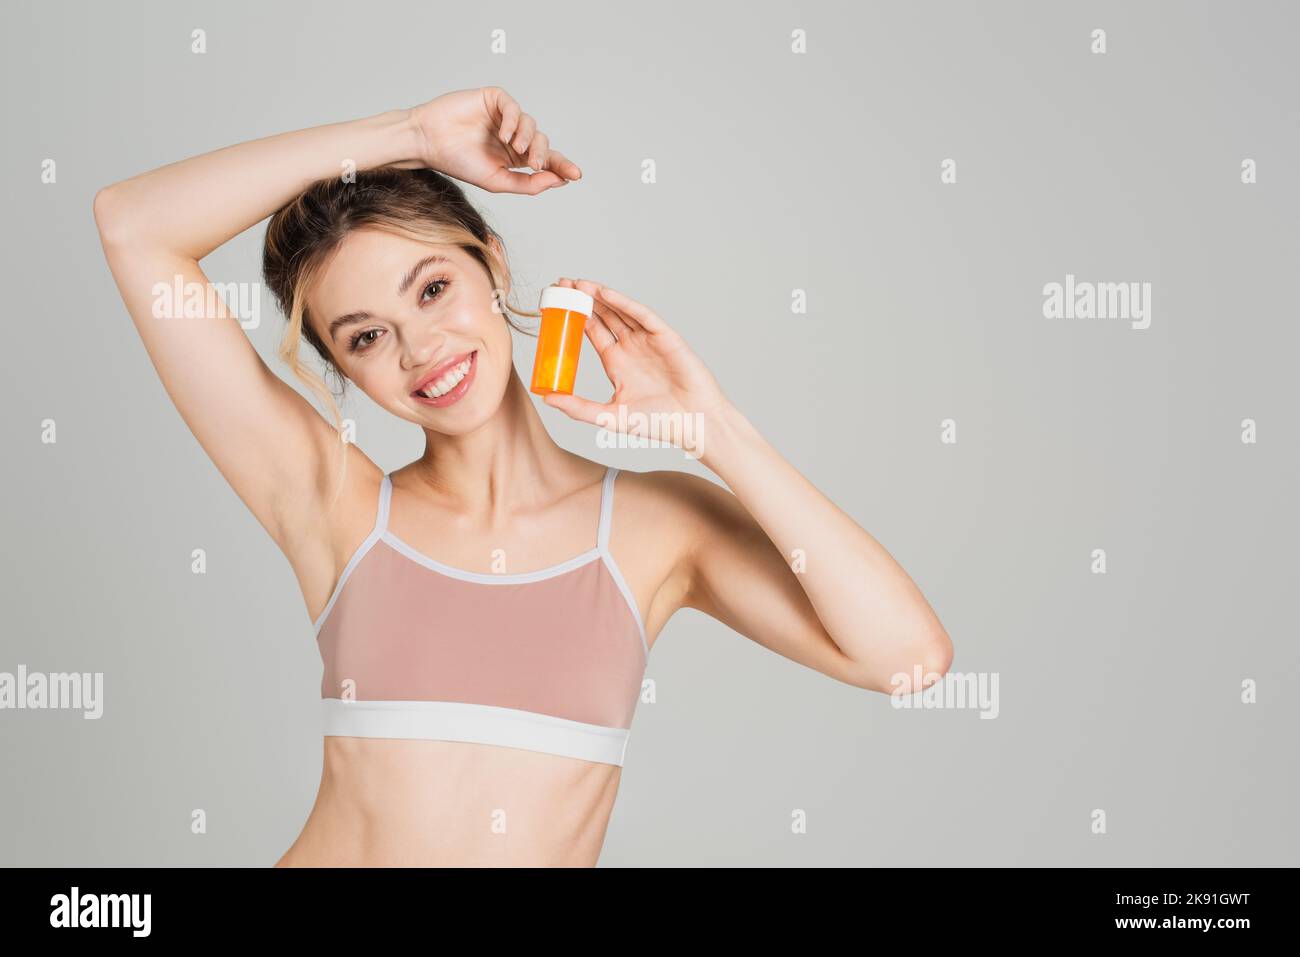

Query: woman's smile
[411,349,478,407]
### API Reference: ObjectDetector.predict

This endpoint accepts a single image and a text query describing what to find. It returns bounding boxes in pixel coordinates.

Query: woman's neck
[404,371,596,509]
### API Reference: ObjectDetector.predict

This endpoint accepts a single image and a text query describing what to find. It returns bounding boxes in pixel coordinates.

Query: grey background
[2,0,1296,866]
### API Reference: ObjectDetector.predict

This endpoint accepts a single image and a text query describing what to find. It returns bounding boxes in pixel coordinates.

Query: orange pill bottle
[529,286,594,396]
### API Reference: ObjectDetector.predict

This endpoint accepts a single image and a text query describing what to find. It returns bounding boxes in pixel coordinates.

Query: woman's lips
[412,350,478,408]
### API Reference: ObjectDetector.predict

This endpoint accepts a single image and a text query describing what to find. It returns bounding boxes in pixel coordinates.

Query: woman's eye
[421,278,450,303]
[350,328,382,352]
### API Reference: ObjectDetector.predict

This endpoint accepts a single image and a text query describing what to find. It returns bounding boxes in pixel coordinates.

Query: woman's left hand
[539,279,728,457]
[408,86,580,194]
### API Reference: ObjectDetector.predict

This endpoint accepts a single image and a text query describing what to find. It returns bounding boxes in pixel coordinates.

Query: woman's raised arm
[542,279,953,694]
[93,108,421,557]
[92,89,579,557]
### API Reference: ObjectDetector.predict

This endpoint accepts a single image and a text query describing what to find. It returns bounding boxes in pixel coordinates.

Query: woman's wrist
[696,397,762,474]
[367,106,425,169]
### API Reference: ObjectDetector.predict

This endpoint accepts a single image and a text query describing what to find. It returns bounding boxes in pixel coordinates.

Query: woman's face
[307,228,515,432]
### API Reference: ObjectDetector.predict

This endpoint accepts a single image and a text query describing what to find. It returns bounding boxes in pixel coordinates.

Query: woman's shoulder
[604,464,738,550]
[280,442,388,627]
[612,464,731,511]
[597,465,742,627]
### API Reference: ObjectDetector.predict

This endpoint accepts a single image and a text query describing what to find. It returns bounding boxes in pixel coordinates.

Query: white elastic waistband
[321,697,630,767]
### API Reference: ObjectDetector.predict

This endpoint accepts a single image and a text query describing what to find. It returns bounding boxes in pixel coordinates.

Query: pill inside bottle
[529,285,594,397]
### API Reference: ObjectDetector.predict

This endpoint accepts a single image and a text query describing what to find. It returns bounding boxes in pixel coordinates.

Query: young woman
[93,86,952,867]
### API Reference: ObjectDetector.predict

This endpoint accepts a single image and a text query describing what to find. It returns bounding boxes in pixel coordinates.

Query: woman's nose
[400,325,448,370]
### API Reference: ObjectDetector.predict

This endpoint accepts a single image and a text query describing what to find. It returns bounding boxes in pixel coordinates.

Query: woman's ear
[484,234,512,293]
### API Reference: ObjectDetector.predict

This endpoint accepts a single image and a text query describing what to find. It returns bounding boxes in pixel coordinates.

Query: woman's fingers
[494,91,522,146]
[526,131,549,172]
[593,284,672,335]
[585,313,619,354]
[556,279,617,348]
[488,168,564,195]
[565,279,625,332]
[502,119,573,189]
[559,278,627,339]
[510,114,538,157]
[572,279,634,339]
[484,89,580,186]
[593,299,633,339]
[541,390,613,426]
[564,279,671,337]
[546,150,582,181]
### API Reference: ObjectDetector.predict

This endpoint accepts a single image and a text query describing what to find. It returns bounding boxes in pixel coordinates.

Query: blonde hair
[262,167,539,519]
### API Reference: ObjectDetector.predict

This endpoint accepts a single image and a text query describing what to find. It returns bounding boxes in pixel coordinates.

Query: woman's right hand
[408,87,582,195]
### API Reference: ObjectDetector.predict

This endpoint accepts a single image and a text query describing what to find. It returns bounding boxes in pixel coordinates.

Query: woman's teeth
[419,355,473,398]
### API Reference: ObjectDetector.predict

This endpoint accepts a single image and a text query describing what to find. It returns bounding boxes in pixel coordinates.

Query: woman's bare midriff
[275,735,623,867]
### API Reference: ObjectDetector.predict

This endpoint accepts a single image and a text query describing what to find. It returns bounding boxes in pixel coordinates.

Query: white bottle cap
[539,285,594,317]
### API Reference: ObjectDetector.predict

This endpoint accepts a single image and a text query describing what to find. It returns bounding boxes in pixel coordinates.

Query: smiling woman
[91,85,950,867]
[262,167,543,507]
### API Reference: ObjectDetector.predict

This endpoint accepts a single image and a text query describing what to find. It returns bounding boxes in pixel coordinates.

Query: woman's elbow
[92,184,132,248]
[861,627,952,695]
[920,626,953,680]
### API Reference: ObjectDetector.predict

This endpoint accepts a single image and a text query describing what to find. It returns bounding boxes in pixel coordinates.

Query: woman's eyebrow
[328,310,370,341]
[328,255,455,340]
[397,254,453,297]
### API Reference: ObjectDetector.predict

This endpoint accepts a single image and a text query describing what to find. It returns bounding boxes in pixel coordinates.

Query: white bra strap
[597,467,618,551]
[376,474,393,536]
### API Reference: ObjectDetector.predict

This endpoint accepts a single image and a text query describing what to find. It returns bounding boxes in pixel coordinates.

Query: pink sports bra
[312,466,649,766]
